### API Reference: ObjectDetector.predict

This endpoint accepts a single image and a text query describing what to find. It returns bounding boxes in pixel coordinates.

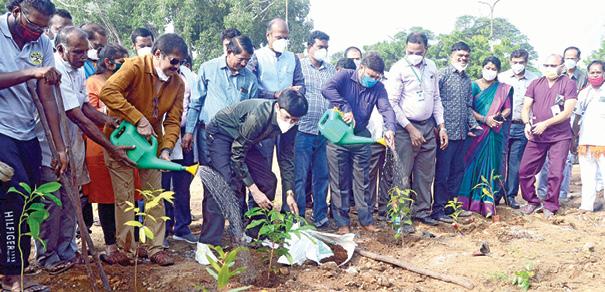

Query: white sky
[307,0,605,65]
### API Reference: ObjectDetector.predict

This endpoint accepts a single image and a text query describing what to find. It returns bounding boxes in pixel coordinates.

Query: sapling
[446,197,464,233]
[387,187,415,240]
[124,189,174,289]
[205,245,251,292]
[512,265,535,291]
[472,169,501,218]
[244,207,313,280]
[8,181,62,291]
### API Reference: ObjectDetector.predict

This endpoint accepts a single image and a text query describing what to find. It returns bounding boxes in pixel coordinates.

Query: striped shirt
[298,58,336,134]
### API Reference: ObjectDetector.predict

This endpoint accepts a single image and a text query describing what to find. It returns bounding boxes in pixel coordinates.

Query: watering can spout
[318,108,388,147]
[110,121,199,174]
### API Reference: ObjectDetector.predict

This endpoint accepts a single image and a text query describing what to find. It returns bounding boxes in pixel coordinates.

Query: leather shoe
[415,217,440,226]
[337,226,351,234]
[361,224,381,232]
[435,215,454,223]
[507,197,520,209]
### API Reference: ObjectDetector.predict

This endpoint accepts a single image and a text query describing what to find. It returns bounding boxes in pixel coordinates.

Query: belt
[408,118,432,125]
[512,120,524,125]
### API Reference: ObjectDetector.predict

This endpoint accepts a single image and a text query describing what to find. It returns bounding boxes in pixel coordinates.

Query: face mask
[542,66,560,80]
[511,63,525,75]
[18,14,43,42]
[112,62,122,73]
[564,59,577,70]
[482,69,498,81]
[272,39,289,53]
[406,54,423,66]
[276,110,296,133]
[353,59,361,68]
[137,46,152,56]
[360,72,379,88]
[87,49,99,61]
[452,62,468,72]
[155,66,170,82]
[588,75,605,87]
[313,48,328,62]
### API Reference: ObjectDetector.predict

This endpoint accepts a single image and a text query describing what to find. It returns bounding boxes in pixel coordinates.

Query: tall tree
[586,37,605,64]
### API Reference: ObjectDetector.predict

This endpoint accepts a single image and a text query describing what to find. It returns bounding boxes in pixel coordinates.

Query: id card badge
[551,104,561,116]
[416,90,425,102]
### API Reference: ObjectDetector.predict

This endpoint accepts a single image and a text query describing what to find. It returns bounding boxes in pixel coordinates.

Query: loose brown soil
[33,165,605,291]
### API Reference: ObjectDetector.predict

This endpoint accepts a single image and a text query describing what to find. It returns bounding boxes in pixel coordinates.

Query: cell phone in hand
[493,114,505,122]
[470,127,484,136]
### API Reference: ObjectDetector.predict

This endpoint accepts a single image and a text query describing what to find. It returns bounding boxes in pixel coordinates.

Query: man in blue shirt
[322,53,396,234]
[0,1,68,290]
[295,30,335,229]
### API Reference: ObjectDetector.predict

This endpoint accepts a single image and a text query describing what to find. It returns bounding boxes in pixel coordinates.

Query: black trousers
[98,203,116,246]
[198,133,277,246]
[0,134,41,275]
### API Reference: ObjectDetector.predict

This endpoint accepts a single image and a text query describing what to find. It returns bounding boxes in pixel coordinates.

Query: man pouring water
[195,89,308,265]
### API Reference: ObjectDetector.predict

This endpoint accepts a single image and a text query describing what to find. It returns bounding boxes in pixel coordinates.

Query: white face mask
[313,48,328,63]
[452,62,468,72]
[137,46,153,56]
[511,63,525,75]
[155,66,170,82]
[406,54,423,66]
[272,39,289,53]
[87,49,99,61]
[564,59,577,70]
[482,69,498,81]
[277,117,295,133]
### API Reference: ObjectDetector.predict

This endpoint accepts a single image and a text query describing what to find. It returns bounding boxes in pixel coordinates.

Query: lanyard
[406,59,425,90]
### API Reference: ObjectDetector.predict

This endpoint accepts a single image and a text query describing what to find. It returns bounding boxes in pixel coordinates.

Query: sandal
[44,261,74,275]
[100,250,133,266]
[2,281,50,292]
[149,251,174,266]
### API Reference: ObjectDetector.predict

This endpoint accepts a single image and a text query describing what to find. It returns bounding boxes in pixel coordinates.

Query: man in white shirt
[386,32,447,231]
[36,27,133,271]
[572,60,605,211]
[498,49,538,209]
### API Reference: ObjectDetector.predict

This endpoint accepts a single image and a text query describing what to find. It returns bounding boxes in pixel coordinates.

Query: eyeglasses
[543,64,560,68]
[167,56,186,66]
[20,11,46,33]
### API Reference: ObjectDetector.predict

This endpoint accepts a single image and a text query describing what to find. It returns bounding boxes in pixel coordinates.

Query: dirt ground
[34,165,605,291]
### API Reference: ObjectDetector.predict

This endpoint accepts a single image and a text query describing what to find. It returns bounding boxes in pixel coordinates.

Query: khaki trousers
[104,151,165,256]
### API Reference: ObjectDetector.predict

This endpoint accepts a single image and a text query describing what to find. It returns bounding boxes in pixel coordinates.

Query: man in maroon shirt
[519,54,578,218]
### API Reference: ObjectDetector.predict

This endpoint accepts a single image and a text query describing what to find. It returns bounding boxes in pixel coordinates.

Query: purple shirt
[525,76,577,143]
[321,69,396,133]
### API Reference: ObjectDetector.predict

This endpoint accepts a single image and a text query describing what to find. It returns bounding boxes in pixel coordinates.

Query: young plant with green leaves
[472,169,502,218]
[387,187,415,239]
[205,245,251,292]
[446,197,464,233]
[8,181,62,290]
[512,265,535,291]
[244,207,314,280]
[124,189,174,289]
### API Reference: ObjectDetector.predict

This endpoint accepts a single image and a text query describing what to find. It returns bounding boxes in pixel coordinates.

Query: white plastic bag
[277,226,357,266]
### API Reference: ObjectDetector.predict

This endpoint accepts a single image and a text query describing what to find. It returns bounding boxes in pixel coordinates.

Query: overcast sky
[307,0,605,65]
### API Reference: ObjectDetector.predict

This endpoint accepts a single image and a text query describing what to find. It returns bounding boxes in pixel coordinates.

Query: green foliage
[387,187,415,239]
[472,169,501,217]
[54,0,312,68]
[244,207,314,280]
[512,265,535,291]
[446,197,464,223]
[205,245,251,291]
[586,37,605,65]
[9,181,62,289]
[363,27,434,69]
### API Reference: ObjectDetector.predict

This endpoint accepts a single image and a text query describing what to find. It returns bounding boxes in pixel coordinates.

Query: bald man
[35,26,133,271]
[247,18,305,212]
[518,54,578,219]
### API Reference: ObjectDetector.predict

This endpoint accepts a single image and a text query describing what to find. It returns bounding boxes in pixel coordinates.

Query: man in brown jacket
[100,33,188,266]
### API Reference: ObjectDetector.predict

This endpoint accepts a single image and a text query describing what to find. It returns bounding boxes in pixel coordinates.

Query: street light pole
[478,0,501,40]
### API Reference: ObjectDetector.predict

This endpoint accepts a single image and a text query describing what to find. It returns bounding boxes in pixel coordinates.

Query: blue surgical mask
[360,73,379,88]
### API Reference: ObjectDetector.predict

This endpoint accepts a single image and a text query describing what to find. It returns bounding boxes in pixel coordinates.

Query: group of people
[1,1,604,291]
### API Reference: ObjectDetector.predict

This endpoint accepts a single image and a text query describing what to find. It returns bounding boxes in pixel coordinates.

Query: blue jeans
[505,123,527,199]
[294,132,329,226]
[537,152,572,200]
[196,125,210,166]
[162,144,195,237]
[432,140,466,218]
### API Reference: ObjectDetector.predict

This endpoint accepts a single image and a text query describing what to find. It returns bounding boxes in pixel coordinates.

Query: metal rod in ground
[356,248,475,290]
[26,81,110,291]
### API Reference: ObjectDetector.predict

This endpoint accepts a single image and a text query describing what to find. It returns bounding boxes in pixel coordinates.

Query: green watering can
[318,108,387,147]
[110,121,199,175]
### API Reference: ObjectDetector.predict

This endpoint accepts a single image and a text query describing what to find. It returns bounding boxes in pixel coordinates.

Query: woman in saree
[458,56,512,217]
